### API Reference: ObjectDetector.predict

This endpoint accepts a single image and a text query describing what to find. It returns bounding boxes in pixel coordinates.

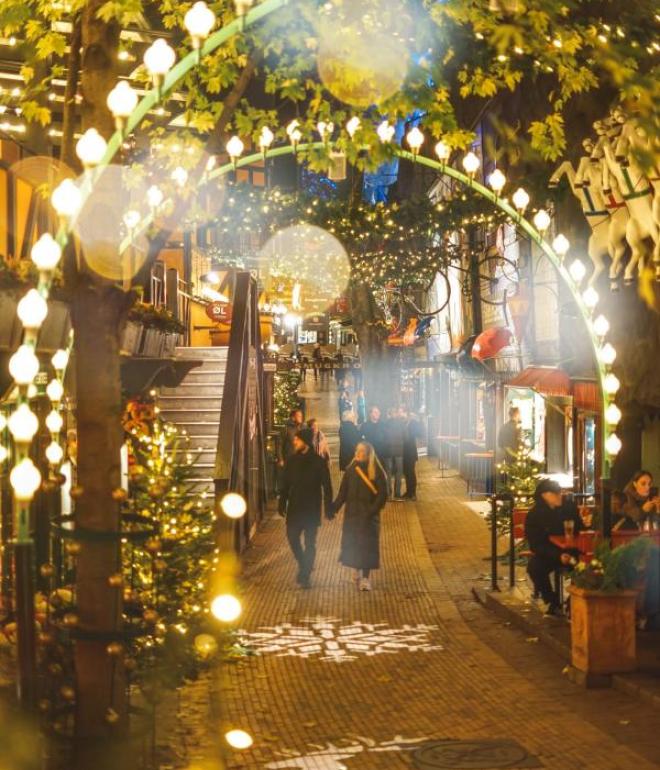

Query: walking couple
[278,431,387,591]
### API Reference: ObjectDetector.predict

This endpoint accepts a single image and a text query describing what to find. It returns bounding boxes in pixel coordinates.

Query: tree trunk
[72,284,132,769]
[80,1,119,139]
[61,14,83,170]
[350,281,399,409]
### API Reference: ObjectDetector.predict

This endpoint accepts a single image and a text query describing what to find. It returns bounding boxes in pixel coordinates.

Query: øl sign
[206,301,232,323]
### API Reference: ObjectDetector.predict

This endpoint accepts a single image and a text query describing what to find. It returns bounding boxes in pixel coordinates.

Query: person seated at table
[525,479,582,616]
[616,470,660,531]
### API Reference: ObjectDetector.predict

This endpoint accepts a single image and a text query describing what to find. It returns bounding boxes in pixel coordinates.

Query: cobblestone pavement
[214,381,660,770]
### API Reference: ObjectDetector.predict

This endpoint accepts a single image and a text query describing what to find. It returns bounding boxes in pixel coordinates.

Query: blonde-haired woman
[332,441,387,590]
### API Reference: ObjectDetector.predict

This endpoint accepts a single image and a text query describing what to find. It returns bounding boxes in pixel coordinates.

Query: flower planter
[161,333,178,358]
[140,328,164,358]
[569,586,637,675]
[120,321,144,356]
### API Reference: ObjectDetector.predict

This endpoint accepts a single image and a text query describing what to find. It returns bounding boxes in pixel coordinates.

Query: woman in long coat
[332,441,387,591]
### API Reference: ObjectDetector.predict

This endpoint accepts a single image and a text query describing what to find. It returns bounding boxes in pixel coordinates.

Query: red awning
[573,379,602,412]
[507,366,571,397]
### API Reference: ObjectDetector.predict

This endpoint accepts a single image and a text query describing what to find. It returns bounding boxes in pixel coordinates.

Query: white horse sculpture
[597,116,658,283]
[613,109,660,278]
[550,141,610,285]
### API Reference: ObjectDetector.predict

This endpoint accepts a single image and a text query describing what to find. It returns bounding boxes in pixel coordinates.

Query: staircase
[158,346,228,498]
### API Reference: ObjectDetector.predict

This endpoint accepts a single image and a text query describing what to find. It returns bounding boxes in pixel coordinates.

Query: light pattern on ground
[264,735,429,769]
[238,617,442,663]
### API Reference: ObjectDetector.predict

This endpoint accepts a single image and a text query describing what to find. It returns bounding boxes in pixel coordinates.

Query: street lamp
[317,121,334,143]
[568,258,587,284]
[434,140,450,164]
[406,127,424,158]
[552,234,570,259]
[605,433,622,456]
[226,135,244,167]
[106,81,139,131]
[45,409,64,434]
[185,2,216,51]
[258,126,274,156]
[46,379,64,403]
[346,116,361,138]
[488,168,506,195]
[31,234,62,272]
[17,289,48,330]
[592,314,610,338]
[599,342,617,366]
[51,349,69,373]
[512,187,530,213]
[10,458,41,501]
[462,151,480,178]
[582,286,599,310]
[603,373,620,395]
[8,404,39,443]
[51,179,82,221]
[604,403,622,426]
[377,121,395,143]
[533,209,551,233]
[143,39,176,95]
[76,128,108,168]
[8,347,40,386]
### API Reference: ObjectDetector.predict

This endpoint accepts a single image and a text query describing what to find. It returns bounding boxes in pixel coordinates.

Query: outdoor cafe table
[549,531,599,563]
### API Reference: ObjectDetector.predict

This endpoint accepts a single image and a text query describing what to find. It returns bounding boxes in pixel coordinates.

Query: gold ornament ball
[70,485,84,499]
[60,685,76,701]
[65,541,82,555]
[40,563,55,578]
[142,608,158,624]
[62,613,79,628]
[108,573,124,588]
[145,537,161,554]
[106,641,123,657]
[111,487,128,501]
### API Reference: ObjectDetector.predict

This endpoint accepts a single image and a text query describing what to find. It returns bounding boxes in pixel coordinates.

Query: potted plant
[122,303,186,358]
[569,538,651,677]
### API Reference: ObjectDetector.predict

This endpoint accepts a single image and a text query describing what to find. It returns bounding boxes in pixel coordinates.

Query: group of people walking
[277,393,422,591]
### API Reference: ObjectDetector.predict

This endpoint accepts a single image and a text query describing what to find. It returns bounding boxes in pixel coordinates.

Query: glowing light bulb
[123,210,141,231]
[51,180,82,219]
[172,166,188,187]
[234,0,254,15]
[225,729,253,750]
[258,126,274,153]
[434,140,450,162]
[221,492,247,519]
[17,289,48,330]
[143,39,176,77]
[605,403,622,425]
[210,594,242,622]
[376,121,395,143]
[51,349,69,372]
[605,433,622,456]
[226,135,244,161]
[9,346,40,385]
[0,446,7,464]
[599,342,616,365]
[46,379,64,403]
[592,314,610,337]
[317,121,334,142]
[147,185,163,208]
[512,187,530,212]
[582,286,599,309]
[75,128,108,167]
[31,234,62,271]
[106,81,138,120]
[604,373,620,395]
[488,168,506,194]
[184,2,216,48]
[45,409,63,434]
[462,151,480,176]
[45,441,64,465]
[9,404,39,442]
[10,458,41,501]
[552,234,570,258]
[406,126,424,154]
[533,209,551,232]
[346,116,361,138]
[569,259,586,284]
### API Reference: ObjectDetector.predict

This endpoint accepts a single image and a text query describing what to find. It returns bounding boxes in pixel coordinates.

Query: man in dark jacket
[384,408,407,500]
[279,429,333,588]
[498,406,522,460]
[278,408,303,467]
[360,406,387,463]
[525,478,582,615]
[402,408,423,501]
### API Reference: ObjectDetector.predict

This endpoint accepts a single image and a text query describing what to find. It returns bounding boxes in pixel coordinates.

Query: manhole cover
[413,739,542,769]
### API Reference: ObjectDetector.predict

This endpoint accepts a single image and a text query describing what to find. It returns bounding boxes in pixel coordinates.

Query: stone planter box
[140,328,165,358]
[161,333,178,358]
[569,586,637,675]
[120,321,144,356]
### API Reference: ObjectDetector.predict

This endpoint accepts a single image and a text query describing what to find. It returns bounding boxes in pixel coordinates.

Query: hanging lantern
[471,326,513,361]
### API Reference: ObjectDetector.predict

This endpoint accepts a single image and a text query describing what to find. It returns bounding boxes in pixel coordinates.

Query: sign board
[206,301,232,324]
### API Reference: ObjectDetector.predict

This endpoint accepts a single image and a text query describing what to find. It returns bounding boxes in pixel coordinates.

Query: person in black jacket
[402,408,423,501]
[278,428,333,588]
[360,407,387,463]
[525,478,582,615]
[338,411,361,472]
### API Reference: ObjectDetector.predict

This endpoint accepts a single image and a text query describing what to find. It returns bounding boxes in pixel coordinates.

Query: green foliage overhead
[1,0,657,166]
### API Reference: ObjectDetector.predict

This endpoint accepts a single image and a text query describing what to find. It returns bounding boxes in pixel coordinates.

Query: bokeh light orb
[258,224,350,314]
[73,165,149,282]
[225,729,253,750]
[193,633,219,657]
[316,0,412,108]
[210,594,242,623]
[221,492,247,519]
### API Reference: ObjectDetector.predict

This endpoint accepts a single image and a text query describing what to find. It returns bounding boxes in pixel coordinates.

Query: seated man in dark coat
[278,429,333,588]
[525,478,582,615]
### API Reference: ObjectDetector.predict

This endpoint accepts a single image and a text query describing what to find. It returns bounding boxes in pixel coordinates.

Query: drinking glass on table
[563,519,575,540]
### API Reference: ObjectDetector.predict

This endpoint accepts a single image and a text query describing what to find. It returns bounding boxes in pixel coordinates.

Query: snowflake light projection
[265,734,429,769]
[238,617,442,663]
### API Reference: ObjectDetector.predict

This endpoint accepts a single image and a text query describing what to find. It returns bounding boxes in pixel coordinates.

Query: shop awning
[506,366,571,397]
[573,379,602,412]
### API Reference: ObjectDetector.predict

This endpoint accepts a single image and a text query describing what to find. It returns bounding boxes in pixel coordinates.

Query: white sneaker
[359,578,372,591]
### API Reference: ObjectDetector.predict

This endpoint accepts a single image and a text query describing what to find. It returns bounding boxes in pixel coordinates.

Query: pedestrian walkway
[218,381,660,770]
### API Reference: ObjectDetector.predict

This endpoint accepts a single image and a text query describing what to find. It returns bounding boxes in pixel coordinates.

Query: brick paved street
[214,381,660,770]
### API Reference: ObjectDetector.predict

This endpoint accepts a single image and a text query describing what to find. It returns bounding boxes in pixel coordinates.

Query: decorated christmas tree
[497,447,543,508]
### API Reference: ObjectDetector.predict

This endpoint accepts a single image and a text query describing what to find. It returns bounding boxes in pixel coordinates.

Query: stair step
[160,386,224,396]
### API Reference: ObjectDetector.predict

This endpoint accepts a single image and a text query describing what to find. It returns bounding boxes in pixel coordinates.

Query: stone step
[159,408,221,423]
[160,384,224,397]
[178,370,227,384]
[175,346,228,360]
[158,396,222,410]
